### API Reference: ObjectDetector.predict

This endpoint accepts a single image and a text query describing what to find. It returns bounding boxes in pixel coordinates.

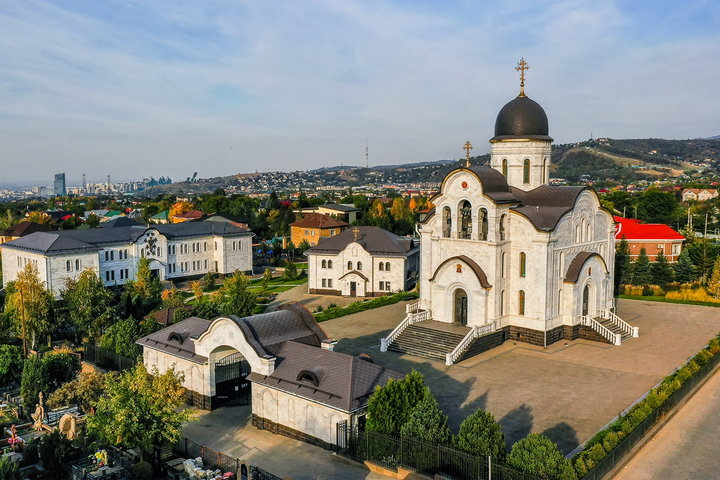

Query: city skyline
[1,0,719,184]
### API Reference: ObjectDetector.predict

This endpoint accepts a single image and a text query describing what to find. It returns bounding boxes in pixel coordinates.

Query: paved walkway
[322,298,720,454]
[266,284,364,312]
[613,367,720,480]
[182,405,384,480]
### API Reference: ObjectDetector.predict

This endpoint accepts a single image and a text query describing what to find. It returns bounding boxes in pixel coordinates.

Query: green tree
[47,370,110,414]
[0,455,19,480]
[201,271,216,292]
[220,272,257,317]
[87,363,191,459]
[637,188,679,224]
[37,429,73,479]
[651,250,674,286]
[19,352,80,415]
[283,261,298,280]
[20,355,45,415]
[614,237,631,291]
[506,434,576,480]
[366,370,426,435]
[124,258,162,318]
[0,344,23,386]
[399,389,452,444]
[298,239,310,253]
[100,317,158,358]
[6,263,53,351]
[674,249,697,284]
[631,248,653,286]
[261,267,273,292]
[62,269,115,341]
[707,256,720,299]
[455,409,507,461]
[161,286,186,309]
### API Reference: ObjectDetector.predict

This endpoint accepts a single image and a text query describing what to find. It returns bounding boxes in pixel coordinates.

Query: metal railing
[336,423,539,480]
[83,343,138,372]
[446,322,496,365]
[580,315,621,345]
[601,310,638,338]
[380,309,431,352]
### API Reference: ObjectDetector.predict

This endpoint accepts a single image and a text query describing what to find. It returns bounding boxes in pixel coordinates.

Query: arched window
[500,290,505,315]
[322,260,327,268]
[501,252,506,278]
[442,207,451,238]
[542,158,548,183]
[581,220,586,242]
[328,260,333,268]
[502,159,508,177]
[519,252,526,277]
[75,259,80,271]
[385,262,391,271]
[478,208,488,240]
[66,260,71,272]
[586,222,592,242]
[110,250,114,261]
[379,262,384,271]
[458,200,472,239]
[348,261,353,270]
[499,214,506,241]
[519,290,526,315]
[575,224,581,243]
[357,261,362,271]
[523,159,530,184]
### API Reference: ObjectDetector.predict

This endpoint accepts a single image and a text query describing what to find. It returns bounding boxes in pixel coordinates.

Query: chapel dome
[491,95,552,142]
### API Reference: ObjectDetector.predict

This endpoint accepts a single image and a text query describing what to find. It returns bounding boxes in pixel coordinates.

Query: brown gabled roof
[0,221,50,237]
[147,306,193,327]
[136,316,212,363]
[510,185,588,231]
[174,210,205,219]
[306,226,417,257]
[248,341,403,412]
[290,213,348,229]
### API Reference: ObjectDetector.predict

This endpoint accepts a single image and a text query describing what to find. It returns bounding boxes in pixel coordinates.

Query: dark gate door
[350,281,357,296]
[454,289,468,325]
[215,353,251,406]
[582,284,589,316]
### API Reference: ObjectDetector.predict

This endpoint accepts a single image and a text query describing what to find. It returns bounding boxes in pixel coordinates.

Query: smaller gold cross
[516,58,529,96]
[463,141,473,168]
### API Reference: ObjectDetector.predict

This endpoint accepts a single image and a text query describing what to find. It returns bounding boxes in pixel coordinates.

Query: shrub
[588,442,606,462]
[201,272,215,292]
[0,344,23,386]
[709,338,720,355]
[507,434,574,479]
[283,261,298,280]
[602,431,619,452]
[38,429,73,479]
[0,456,19,480]
[400,389,452,444]
[455,409,507,461]
[132,460,153,480]
[574,457,588,477]
[366,371,426,435]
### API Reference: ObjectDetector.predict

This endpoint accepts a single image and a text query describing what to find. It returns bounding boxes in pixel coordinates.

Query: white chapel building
[383,65,638,364]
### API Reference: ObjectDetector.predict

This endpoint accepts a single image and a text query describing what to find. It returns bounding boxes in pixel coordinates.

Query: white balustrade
[445,322,496,365]
[580,315,621,346]
[601,310,637,338]
[380,308,430,352]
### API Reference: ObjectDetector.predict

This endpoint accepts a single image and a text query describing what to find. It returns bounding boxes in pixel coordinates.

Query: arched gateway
[137,302,402,447]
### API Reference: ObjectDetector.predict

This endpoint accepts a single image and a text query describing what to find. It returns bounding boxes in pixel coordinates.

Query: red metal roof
[614,216,685,241]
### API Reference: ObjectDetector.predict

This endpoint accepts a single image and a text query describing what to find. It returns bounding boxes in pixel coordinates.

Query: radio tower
[365,140,369,169]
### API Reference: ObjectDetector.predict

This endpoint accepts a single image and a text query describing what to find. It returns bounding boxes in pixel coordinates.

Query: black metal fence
[174,437,282,480]
[83,343,138,372]
[336,422,538,480]
[581,350,720,479]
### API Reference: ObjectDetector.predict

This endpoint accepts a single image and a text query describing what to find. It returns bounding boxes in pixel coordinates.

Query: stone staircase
[387,323,468,361]
[597,317,633,343]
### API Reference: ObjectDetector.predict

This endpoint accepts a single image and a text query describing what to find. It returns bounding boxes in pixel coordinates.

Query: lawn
[618,294,720,308]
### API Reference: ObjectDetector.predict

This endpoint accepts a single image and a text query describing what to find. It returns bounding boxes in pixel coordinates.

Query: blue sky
[0,0,718,185]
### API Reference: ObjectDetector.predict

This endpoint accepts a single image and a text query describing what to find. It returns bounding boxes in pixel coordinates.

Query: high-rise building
[53,173,66,197]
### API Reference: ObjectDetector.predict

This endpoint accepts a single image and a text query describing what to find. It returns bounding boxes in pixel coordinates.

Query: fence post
[184,437,188,457]
[488,455,491,480]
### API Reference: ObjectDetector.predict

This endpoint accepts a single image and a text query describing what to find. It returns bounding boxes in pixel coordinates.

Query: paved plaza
[182,296,720,477]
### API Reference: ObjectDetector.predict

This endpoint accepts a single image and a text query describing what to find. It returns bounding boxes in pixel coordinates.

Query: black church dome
[491,95,552,141]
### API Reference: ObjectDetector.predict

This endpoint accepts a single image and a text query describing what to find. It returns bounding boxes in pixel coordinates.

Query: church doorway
[454,289,468,325]
[350,281,357,296]
[582,284,589,316]
[214,351,251,407]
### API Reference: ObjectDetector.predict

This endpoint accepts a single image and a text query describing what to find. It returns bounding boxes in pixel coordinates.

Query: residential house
[290,214,348,247]
[614,216,685,262]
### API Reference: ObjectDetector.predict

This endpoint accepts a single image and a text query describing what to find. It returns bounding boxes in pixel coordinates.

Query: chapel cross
[463,140,473,168]
[516,58,529,96]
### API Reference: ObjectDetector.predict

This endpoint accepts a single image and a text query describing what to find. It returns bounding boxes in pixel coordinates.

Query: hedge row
[573,333,720,477]
[313,291,419,322]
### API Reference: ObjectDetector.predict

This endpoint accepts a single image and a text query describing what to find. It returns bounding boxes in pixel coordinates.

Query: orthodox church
[383,60,637,364]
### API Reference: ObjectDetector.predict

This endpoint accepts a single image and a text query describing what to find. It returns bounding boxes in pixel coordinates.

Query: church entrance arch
[581,281,597,317]
[582,284,589,316]
[454,289,468,325]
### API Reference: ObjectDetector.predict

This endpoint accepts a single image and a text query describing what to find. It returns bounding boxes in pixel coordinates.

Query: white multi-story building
[305,226,419,297]
[1,221,253,296]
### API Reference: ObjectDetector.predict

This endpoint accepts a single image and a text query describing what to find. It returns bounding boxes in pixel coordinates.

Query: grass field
[618,294,720,308]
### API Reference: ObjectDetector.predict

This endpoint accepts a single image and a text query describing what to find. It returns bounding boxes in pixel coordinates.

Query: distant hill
[705,135,720,140]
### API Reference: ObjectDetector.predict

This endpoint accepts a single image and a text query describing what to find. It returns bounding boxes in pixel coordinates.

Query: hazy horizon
[1,1,718,185]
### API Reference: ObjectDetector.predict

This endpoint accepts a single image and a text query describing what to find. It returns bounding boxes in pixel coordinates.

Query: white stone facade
[1,225,253,296]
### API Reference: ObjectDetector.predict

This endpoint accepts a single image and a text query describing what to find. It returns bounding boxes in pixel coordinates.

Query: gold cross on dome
[463,140,473,167]
[516,58,529,96]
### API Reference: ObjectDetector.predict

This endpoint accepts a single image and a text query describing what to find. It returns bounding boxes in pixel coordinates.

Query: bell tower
[489,59,552,190]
